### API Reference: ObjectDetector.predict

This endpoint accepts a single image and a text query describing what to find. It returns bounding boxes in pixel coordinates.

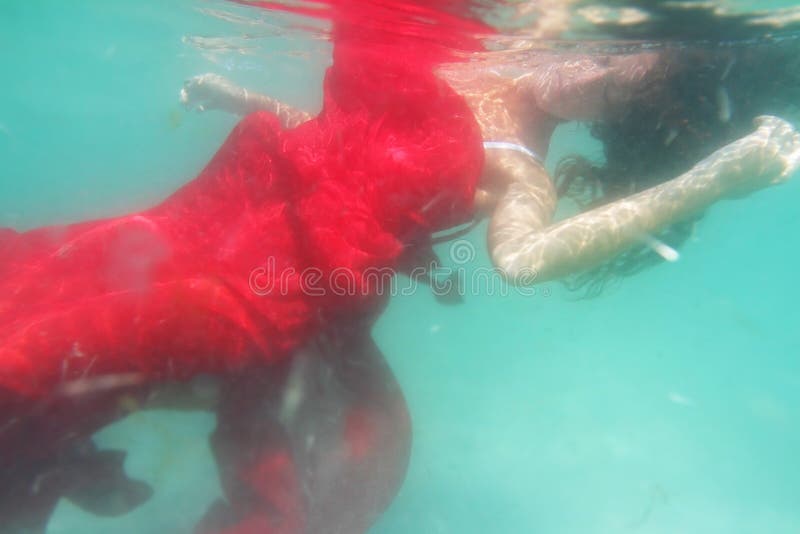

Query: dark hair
[553,7,800,296]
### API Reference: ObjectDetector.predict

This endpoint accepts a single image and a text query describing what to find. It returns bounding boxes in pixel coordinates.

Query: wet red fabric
[207,450,305,534]
[0,2,485,398]
[1,3,486,532]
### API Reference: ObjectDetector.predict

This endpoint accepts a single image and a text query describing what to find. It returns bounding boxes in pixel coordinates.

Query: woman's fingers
[754,115,800,179]
[180,73,242,113]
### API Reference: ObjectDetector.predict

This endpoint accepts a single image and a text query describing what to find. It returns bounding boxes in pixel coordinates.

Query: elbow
[490,243,550,287]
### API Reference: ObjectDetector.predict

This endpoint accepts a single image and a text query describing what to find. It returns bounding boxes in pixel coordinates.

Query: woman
[1,2,798,533]
[182,46,800,287]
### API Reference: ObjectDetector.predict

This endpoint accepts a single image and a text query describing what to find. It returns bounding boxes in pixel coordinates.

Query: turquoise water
[2,1,799,533]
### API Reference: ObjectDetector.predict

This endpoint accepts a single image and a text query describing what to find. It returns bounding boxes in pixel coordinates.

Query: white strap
[639,233,680,262]
[483,141,544,165]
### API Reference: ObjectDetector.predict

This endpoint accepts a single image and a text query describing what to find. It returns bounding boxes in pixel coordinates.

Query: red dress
[0,1,488,532]
[0,40,483,400]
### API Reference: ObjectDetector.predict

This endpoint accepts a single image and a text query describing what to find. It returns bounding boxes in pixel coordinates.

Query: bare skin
[435,49,800,282]
[489,116,800,283]
[180,74,311,128]
[181,53,800,285]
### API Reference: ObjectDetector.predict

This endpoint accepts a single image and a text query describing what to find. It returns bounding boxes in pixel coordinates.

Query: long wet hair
[553,4,800,296]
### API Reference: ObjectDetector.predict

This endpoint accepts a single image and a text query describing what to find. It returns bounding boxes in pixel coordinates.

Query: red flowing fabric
[0,1,487,398]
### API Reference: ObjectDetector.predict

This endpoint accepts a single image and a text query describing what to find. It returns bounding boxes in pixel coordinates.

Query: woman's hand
[180,73,248,114]
[718,115,800,198]
[180,74,312,127]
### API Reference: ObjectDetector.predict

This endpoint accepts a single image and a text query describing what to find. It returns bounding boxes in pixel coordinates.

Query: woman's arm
[180,73,312,129]
[489,115,800,284]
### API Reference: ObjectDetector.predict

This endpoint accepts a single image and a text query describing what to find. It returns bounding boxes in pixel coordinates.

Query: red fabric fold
[0,2,485,398]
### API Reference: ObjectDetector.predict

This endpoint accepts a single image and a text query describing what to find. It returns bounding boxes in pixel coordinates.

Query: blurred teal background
[1,1,798,533]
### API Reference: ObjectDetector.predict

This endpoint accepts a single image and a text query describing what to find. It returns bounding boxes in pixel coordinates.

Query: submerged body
[3,1,800,533]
